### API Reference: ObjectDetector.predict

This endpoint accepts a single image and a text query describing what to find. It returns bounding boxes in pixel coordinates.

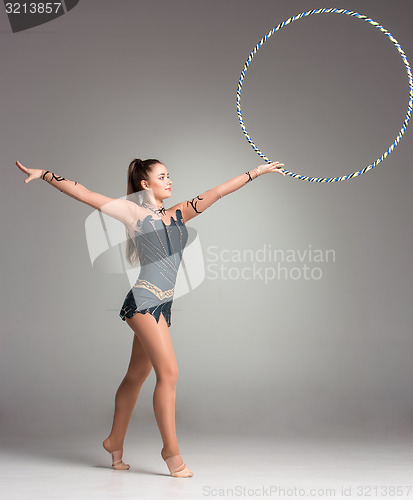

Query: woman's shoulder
[167,202,185,221]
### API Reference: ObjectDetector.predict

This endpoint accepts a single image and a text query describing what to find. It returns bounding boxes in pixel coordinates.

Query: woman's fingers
[268,162,286,175]
[257,161,286,176]
[16,160,33,183]
[274,162,285,175]
[16,160,28,173]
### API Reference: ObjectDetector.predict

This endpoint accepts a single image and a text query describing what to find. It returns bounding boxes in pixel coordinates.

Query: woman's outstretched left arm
[176,161,285,223]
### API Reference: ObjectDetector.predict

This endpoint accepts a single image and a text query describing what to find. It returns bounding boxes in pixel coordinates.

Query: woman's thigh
[126,331,153,378]
[125,312,178,379]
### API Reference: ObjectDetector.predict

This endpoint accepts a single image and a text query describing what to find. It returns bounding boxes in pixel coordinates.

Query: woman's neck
[142,201,166,215]
[154,199,165,211]
[143,194,164,209]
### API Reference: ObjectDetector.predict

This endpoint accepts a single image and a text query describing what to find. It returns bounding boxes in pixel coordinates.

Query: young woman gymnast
[16,157,285,477]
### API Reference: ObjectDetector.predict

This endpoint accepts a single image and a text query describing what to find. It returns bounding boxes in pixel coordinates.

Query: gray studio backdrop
[1,0,413,441]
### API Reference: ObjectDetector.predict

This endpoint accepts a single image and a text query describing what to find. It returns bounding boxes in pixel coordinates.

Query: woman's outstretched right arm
[16,160,138,226]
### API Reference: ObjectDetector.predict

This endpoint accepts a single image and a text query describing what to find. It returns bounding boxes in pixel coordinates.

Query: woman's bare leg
[124,311,183,464]
[103,332,152,463]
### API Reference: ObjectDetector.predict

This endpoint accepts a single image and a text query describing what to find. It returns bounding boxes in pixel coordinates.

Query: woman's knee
[125,363,152,383]
[155,364,179,386]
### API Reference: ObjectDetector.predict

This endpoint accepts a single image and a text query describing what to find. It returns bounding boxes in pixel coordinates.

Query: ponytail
[125,157,162,266]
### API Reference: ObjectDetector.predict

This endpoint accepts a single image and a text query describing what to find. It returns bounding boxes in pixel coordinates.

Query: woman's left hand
[16,160,44,183]
[257,161,285,176]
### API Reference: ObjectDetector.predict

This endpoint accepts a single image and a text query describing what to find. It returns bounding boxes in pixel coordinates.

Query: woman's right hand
[16,160,44,184]
[257,161,285,176]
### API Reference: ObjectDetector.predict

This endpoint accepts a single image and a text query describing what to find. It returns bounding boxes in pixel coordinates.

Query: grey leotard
[119,208,188,327]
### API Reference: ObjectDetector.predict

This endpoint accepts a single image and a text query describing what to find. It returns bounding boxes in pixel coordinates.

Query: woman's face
[142,163,172,201]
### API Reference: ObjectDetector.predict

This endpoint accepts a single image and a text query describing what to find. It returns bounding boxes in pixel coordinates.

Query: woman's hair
[125,158,161,266]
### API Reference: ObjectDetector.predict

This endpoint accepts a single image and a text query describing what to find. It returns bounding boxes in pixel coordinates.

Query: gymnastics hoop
[236,8,413,182]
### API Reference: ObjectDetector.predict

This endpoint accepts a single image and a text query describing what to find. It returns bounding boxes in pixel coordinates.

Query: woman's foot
[103,437,130,470]
[161,448,193,477]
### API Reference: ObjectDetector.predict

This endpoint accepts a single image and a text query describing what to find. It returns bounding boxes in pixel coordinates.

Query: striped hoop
[236,8,413,182]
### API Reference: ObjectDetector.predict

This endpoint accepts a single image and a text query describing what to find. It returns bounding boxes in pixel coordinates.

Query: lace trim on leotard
[133,279,175,300]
